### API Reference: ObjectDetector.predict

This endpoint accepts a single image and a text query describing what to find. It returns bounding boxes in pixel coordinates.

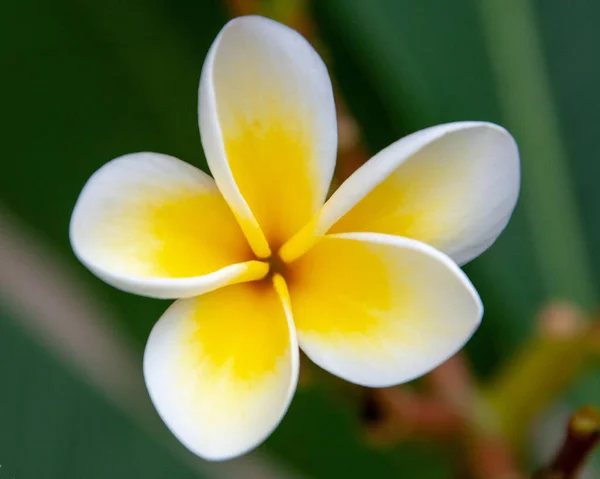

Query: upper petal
[199,15,337,255]
[70,152,267,299]
[287,233,482,387]
[281,122,520,265]
[144,278,298,460]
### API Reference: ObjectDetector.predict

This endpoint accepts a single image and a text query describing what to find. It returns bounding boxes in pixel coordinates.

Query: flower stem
[533,406,600,478]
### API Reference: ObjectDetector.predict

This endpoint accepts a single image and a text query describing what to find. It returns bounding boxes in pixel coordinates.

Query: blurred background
[1,0,599,477]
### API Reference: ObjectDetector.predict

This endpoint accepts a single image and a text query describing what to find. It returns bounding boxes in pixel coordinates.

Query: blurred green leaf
[478,0,596,309]
[0,311,202,479]
[535,0,600,287]
[1,0,227,345]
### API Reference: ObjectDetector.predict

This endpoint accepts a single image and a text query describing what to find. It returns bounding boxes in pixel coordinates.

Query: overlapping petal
[281,122,520,265]
[144,278,298,460]
[199,15,337,256]
[287,233,482,387]
[70,152,266,299]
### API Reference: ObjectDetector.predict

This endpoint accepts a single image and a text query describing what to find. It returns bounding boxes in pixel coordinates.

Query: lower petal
[287,233,482,387]
[144,279,298,460]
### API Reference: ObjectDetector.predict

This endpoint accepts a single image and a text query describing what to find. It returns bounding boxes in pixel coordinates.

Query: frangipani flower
[70,16,520,460]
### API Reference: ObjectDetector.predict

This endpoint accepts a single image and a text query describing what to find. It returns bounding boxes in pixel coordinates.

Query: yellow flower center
[265,253,289,279]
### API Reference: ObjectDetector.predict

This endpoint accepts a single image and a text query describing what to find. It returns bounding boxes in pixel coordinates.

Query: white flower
[70,16,520,460]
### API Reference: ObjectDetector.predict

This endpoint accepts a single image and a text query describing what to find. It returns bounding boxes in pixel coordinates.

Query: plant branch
[483,303,600,447]
[533,406,600,479]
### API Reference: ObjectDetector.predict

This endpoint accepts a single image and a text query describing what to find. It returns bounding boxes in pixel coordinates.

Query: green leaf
[0,311,202,479]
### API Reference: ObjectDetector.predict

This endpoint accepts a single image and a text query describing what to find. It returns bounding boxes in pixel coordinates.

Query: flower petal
[281,122,519,265]
[144,278,298,460]
[287,233,482,387]
[199,15,337,255]
[70,152,267,299]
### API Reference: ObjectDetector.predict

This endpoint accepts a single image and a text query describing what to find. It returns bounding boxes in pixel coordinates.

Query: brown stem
[361,387,464,444]
[426,355,474,411]
[465,431,526,479]
[534,406,600,479]
[223,0,258,16]
[358,382,523,478]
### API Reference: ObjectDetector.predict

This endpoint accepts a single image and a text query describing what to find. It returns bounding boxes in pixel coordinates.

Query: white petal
[70,152,266,299]
[282,122,520,265]
[287,233,482,387]
[199,15,337,255]
[144,278,299,460]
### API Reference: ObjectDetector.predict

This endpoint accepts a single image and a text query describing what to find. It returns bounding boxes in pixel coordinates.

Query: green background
[1,0,598,477]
